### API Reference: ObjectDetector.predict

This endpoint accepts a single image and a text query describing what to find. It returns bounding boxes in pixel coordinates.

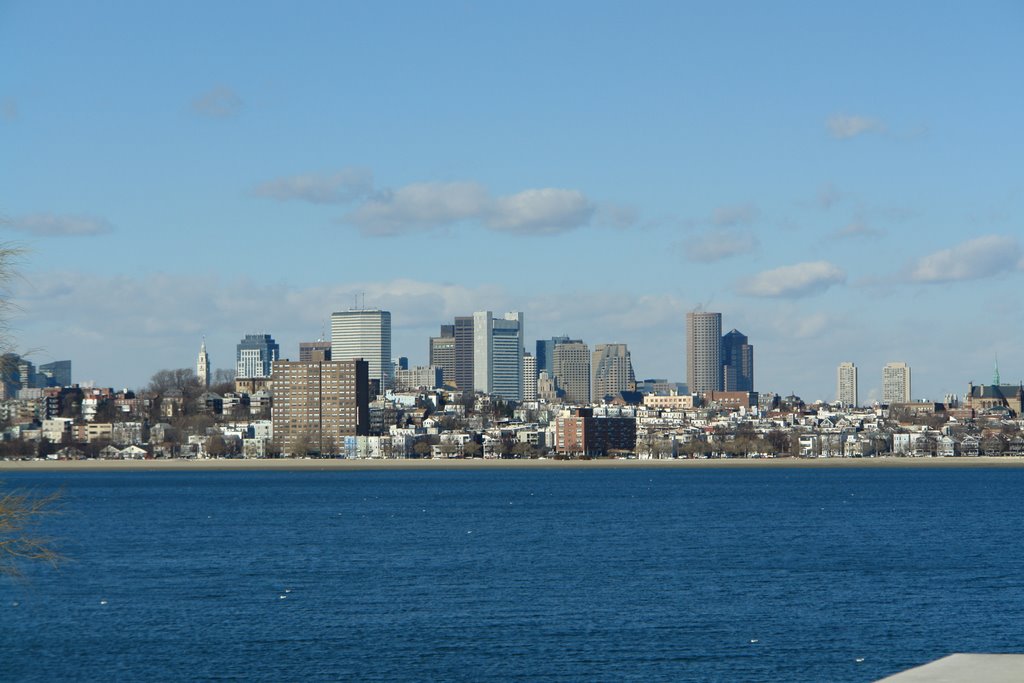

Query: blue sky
[2,1,1022,402]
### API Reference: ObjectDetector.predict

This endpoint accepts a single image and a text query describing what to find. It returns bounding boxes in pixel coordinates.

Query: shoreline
[3,456,1024,472]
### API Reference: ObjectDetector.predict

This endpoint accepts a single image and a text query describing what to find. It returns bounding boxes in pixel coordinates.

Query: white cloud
[253,168,373,204]
[192,86,243,118]
[345,182,491,236]
[1,212,113,237]
[736,261,846,298]
[827,114,885,139]
[487,188,594,235]
[711,203,759,227]
[908,235,1022,283]
[343,181,599,237]
[682,230,758,262]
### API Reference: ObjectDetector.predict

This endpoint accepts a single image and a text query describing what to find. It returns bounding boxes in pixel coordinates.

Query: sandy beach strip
[3,456,1024,472]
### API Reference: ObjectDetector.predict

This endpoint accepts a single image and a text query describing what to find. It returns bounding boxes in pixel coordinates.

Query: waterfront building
[299,341,332,363]
[196,339,210,387]
[591,344,635,403]
[473,311,524,402]
[555,407,636,456]
[720,329,753,391]
[331,309,393,390]
[686,312,722,394]
[882,362,912,404]
[553,340,590,405]
[271,357,369,455]
[236,334,280,379]
[837,362,858,407]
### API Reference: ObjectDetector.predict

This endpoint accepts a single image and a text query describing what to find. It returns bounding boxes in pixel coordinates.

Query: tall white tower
[472,311,524,402]
[331,309,393,390]
[197,338,210,388]
[836,362,857,407]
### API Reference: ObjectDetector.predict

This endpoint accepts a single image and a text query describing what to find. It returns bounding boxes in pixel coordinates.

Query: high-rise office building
[837,362,858,406]
[454,316,475,392]
[236,334,280,379]
[331,309,393,390]
[536,336,571,377]
[720,329,754,392]
[522,353,537,401]
[429,325,457,386]
[686,312,722,394]
[38,360,71,388]
[271,358,369,455]
[196,339,210,387]
[553,340,590,405]
[591,343,635,403]
[883,362,911,404]
[473,311,524,402]
[299,341,332,363]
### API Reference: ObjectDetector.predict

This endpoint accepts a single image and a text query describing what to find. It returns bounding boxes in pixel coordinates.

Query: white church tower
[197,338,210,388]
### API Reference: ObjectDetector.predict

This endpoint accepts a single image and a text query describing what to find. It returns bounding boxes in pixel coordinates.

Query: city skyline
[2,3,1021,401]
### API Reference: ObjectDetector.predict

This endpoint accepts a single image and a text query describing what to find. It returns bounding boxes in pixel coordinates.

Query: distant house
[937,435,958,458]
[119,445,148,459]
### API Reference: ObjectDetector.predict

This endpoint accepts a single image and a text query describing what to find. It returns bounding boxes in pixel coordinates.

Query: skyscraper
[454,316,475,392]
[686,312,722,394]
[473,311,524,402]
[591,343,635,402]
[429,324,456,386]
[236,334,280,379]
[38,360,71,387]
[522,353,537,401]
[331,309,393,390]
[720,329,753,391]
[837,362,858,406]
[883,362,911,404]
[536,336,571,376]
[553,340,590,405]
[196,339,210,387]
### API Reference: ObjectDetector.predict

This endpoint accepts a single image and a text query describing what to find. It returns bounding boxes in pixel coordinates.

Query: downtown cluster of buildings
[2,307,1023,461]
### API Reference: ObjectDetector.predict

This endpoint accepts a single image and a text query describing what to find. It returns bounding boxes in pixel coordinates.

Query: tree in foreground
[0,245,65,576]
[0,487,63,576]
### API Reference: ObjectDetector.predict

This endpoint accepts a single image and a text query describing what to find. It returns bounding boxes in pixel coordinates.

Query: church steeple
[994,354,1000,386]
[197,337,210,388]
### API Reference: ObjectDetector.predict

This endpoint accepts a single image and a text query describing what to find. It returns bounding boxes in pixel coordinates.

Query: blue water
[3,468,1024,681]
